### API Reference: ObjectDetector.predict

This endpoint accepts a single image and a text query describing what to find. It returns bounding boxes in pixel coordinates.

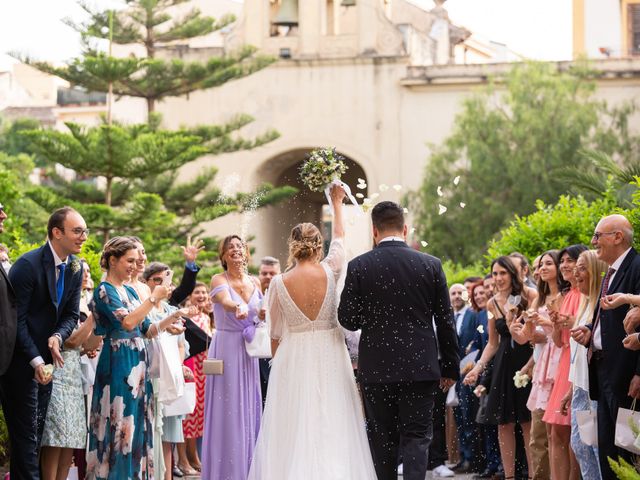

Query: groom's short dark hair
[372,201,404,232]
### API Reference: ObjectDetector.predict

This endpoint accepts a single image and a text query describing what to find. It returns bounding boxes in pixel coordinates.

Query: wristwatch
[149,295,157,306]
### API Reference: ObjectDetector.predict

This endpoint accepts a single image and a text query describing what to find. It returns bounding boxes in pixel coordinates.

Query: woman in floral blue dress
[86,237,183,479]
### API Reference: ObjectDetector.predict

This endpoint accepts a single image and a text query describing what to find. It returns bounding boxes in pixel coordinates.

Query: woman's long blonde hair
[575,250,608,326]
[286,222,324,270]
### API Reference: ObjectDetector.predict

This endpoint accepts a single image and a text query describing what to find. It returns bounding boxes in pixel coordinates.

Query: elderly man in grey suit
[0,202,17,374]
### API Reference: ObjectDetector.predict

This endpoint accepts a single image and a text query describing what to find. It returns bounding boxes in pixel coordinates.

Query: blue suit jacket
[8,243,82,367]
[457,308,478,359]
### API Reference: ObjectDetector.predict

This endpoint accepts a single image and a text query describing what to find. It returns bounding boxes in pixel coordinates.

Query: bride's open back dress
[247,238,377,479]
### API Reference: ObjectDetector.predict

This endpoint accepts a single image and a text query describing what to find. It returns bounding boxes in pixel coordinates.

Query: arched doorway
[254,148,371,264]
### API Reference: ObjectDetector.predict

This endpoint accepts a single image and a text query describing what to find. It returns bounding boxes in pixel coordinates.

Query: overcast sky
[0,0,572,64]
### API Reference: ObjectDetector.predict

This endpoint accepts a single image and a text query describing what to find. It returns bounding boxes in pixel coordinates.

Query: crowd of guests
[432,213,640,480]
[0,202,639,480]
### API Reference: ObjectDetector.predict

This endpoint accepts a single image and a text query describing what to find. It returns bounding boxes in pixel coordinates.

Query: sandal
[178,464,198,476]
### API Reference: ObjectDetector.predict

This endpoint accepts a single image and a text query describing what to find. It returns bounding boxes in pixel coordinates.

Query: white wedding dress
[247,238,377,480]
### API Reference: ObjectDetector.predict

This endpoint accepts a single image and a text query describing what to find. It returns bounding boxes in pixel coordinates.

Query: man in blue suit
[0,206,87,480]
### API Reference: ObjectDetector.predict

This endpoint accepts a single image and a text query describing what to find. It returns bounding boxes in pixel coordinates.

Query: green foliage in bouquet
[299,148,348,192]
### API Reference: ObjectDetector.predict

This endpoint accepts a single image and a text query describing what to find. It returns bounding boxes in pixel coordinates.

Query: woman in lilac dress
[202,235,263,480]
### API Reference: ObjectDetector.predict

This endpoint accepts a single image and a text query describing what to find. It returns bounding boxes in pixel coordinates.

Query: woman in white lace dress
[248,185,377,480]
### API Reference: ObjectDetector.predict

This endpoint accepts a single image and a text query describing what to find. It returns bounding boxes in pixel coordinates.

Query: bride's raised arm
[330,184,346,240]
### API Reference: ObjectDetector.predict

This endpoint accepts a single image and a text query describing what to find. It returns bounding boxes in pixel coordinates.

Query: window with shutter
[629,4,640,55]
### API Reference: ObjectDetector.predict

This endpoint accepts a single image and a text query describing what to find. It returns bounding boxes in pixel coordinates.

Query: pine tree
[32,0,274,115]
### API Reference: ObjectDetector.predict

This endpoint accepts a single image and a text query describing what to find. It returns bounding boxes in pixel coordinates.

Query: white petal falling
[438,204,447,215]
[363,198,373,205]
[453,176,460,186]
[437,186,444,197]
[403,208,409,214]
[358,178,366,185]
[357,183,367,190]
[460,202,466,208]
[477,325,485,334]
[461,290,469,302]
[355,193,364,198]
[370,192,380,200]
[410,227,416,234]
[393,184,403,191]
[421,240,428,247]
[379,184,389,192]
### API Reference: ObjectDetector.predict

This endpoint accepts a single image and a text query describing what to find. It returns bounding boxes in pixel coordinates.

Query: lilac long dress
[201,283,263,480]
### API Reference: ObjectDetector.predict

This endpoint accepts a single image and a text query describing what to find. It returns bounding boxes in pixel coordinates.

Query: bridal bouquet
[513,370,530,388]
[299,147,348,192]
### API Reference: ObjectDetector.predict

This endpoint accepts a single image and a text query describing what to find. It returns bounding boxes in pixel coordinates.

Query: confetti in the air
[437,186,444,197]
[453,176,460,185]
[355,193,364,198]
[403,208,409,214]
[477,325,485,334]
[461,290,469,302]
[438,204,447,215]
[393,184,402,191]
[370,192,380,200]
[410,227,416,234]
[357,183,367,190]
[421,240,428,247]
[460,202,466,208]
[379,184,389,192]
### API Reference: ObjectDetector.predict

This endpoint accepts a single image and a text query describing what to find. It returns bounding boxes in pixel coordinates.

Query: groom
[339,201,459,480]
[0,206,86,480]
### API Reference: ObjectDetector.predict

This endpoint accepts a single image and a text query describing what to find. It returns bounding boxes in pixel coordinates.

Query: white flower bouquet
[299,147,348,192]
[513,370,530,388]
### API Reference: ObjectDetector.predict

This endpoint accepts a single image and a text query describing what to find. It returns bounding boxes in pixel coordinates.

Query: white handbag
[576,409,598,447]
[162,382,197,417]
[244,322,272,359]
[615,399,640,454]
[157,333,185,403]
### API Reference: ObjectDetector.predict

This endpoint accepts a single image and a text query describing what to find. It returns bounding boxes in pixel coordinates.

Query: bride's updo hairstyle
[287,222,324,270]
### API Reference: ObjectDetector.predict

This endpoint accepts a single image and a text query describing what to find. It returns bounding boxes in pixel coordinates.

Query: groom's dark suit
[0,243,82,480]
[0,262,17,375]
[339,240,459,480]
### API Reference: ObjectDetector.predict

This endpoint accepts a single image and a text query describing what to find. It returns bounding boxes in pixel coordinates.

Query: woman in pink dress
[177,281,213,475]
[543,245,587,480]
[512,250,564,479]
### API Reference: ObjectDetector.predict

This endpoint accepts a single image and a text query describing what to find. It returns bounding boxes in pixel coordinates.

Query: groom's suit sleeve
[431,259,460,380]
[338,260,363,331]
[9,257,41,363]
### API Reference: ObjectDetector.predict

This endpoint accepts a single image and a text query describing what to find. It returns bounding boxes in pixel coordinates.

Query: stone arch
[253,146,371,264]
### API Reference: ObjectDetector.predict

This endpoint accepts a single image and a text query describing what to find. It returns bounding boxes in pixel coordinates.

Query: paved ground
[182,473,477,479]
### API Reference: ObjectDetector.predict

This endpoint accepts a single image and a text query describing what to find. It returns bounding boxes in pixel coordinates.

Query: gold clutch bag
[203,359,224,375]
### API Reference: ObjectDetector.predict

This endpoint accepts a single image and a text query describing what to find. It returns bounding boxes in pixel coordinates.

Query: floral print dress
[86,282,154,480]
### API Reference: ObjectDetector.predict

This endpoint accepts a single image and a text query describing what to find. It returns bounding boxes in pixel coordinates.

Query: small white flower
[127,361,146,399]
[393,184,403,191]
[477,325,485,334]
[438,204,447,215]
[420,240,428,247]
[460,202,466,208]
[355,193,364,198]
[453,176,460,185]
[437,186,444,197]
[70,259,81,274]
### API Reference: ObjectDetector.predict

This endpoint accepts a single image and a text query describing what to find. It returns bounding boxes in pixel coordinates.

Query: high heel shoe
[177,463,198,476]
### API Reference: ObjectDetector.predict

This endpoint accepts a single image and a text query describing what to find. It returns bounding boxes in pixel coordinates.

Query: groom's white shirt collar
[378,236,405,243]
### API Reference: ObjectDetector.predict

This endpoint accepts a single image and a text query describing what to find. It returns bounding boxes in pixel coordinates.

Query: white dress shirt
[378,236,405,244]
[593,247,632,350]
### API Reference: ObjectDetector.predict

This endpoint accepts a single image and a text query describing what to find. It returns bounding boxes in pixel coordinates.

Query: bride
[248,185,377,479]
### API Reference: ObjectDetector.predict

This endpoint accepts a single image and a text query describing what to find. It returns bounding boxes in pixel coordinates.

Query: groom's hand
[440,378,455,391]
[34,364,52,385]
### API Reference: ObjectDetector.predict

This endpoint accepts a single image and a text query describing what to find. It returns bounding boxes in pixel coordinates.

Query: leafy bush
[609,456,640,479]
[442,260,486,286]
[487,195,618,262]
